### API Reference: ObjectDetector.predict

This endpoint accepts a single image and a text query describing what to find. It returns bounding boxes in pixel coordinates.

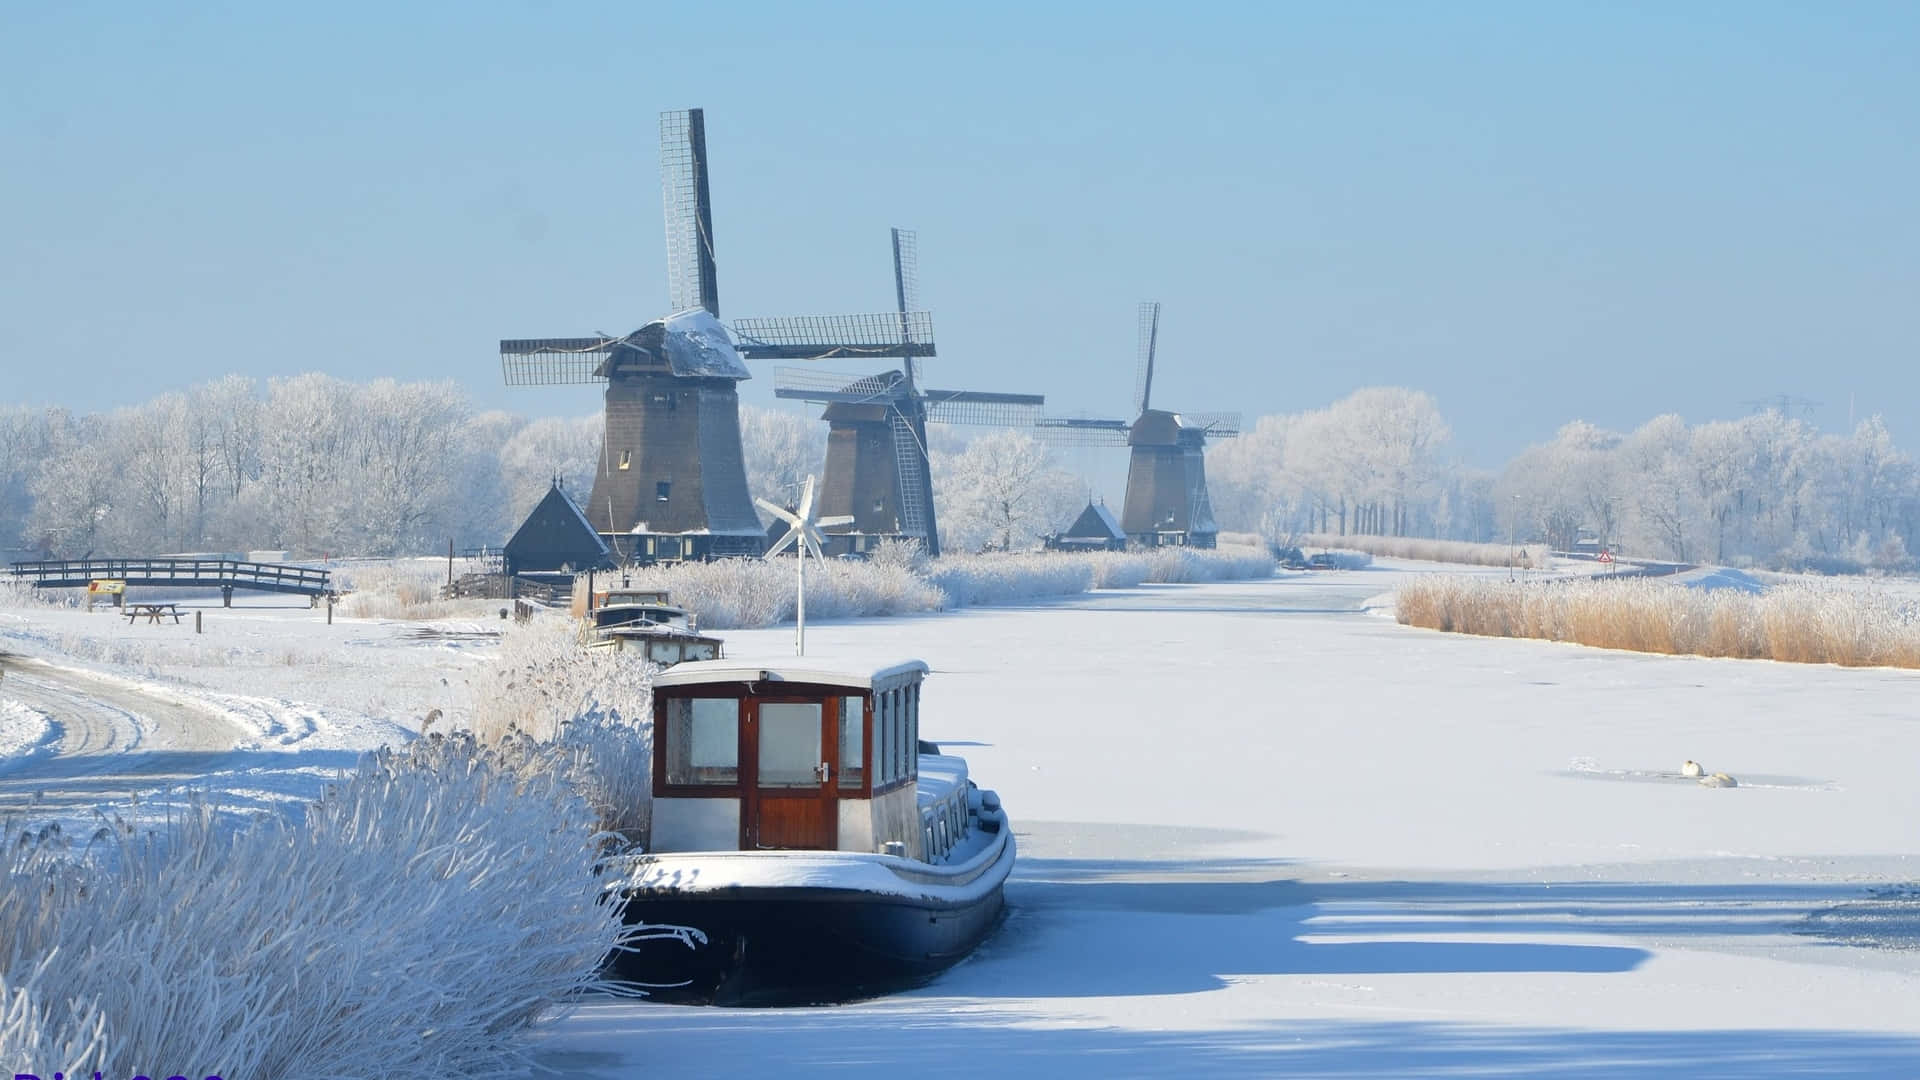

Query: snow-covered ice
[6,559,1920,1076]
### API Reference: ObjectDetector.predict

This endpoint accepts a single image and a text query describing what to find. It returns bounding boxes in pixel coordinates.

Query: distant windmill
[1037,302,1240,548]
[499,108,764,565]
[757,475,854,656]
[499,110,958,567]
[760,228,1045,557]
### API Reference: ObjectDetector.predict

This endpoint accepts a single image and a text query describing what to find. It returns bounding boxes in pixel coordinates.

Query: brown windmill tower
[755,229,1044,557]
[1037,302,1240,548]
[500,110,764,564]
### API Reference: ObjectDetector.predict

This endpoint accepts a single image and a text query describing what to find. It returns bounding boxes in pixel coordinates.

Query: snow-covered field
[6,558,1920,1075]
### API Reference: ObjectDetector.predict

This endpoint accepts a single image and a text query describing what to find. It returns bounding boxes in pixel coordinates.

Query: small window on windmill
[872,498,884,513]
[618,450,632,471]
[656,481,671,503]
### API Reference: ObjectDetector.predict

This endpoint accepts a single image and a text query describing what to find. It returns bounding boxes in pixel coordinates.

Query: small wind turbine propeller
[756,475,855,655]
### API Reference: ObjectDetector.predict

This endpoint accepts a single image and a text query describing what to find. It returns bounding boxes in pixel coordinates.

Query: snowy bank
[0,701,56,766]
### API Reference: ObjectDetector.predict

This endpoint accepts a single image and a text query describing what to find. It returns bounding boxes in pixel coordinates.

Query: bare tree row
[1207,387,1920,571]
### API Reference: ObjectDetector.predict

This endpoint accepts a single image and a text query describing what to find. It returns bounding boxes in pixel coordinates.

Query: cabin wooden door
[743,699,837,850]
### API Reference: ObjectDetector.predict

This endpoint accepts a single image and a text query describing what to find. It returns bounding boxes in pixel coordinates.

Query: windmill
[1037,302,1240,548]
[758,228,1046,557]
[757,475,854,656]
[499,108,764,565]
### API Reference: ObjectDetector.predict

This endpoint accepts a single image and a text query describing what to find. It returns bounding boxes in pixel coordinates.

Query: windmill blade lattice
[1133,300,1161,415]
[1033,416,1132,447]
[1182,412,1243,439]
[922,389,1045,427]
[661,109,720,316]
[499,337,620,386]
[732,312,936,360]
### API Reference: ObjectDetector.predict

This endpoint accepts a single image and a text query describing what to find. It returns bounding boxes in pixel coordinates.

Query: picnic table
[124,602,184,625]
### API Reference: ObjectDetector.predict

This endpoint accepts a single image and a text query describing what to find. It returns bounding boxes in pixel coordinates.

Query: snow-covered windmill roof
[657,308,752,379]
[601,308,752,381]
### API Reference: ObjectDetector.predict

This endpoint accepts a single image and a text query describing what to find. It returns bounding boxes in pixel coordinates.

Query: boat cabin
[649,659,928,857]
[592,601,693,634]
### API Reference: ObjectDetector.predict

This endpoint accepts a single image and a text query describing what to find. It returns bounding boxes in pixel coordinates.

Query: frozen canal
[537,567,1920,1078]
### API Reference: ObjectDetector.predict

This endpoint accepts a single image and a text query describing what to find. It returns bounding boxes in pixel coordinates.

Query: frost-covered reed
[620,545,1277,629]
[463,617,655,841]
[332,559,481,620]
[0,732,634,1080]
[322,543,1277,630]
[1396,575,1920,668]
[615,557,946,630]
[1303,533,1549,569]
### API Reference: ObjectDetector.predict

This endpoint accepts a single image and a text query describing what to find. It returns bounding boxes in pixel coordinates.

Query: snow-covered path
[0,652,250,815]
[0,599,427,828]
[534,565,1920,1078]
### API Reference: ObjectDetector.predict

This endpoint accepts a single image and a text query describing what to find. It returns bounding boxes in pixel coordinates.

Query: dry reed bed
[1304,533,1550,570]
[1396,576,1920,668]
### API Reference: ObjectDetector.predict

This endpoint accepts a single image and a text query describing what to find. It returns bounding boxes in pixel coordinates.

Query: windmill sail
[661,109,720,317]
[499,338,620,386]
[1134,300,1160,415]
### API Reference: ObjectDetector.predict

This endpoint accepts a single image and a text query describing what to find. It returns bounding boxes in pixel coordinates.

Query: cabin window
[838,695,865,790]
[875,690,893,787]
[663,697,739,786]
[618,450,632,470]
[656,481,671,503]
[758,702,823,788]
[886,688,905,784]
[897,687,910,780]
[906,682,920,779]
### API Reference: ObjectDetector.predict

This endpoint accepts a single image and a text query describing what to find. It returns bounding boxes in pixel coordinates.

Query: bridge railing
[6,557,332,595]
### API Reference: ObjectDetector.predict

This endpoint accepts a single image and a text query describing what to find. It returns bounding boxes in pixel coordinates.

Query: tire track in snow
[0,652,250,816]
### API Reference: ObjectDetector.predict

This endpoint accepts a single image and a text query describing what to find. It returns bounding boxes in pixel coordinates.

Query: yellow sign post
[85,579,126,611]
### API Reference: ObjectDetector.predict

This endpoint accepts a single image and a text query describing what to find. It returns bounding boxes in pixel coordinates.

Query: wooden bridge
[7,557,332,602]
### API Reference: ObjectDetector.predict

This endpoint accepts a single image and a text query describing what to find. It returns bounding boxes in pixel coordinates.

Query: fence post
[195,610,203,634]
[326,593,334,625]
[222,585,233,608]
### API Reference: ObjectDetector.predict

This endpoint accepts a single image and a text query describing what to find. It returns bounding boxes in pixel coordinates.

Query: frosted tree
[1497,421,1621,550]
[451,411,525,548]
[933,430,1081,553]
[253,373,357,554]
[738,405,826,519]
[26,413,118,556]
[353,378,469,554]
[0,406,60,550]
[498,413,601,525]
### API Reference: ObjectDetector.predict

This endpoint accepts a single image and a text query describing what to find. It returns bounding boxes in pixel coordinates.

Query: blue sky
[2,2,1915,466]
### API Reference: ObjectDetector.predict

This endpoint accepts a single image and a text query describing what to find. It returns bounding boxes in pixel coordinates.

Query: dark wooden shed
[1046,500,1128,552]
[504,482,615,576]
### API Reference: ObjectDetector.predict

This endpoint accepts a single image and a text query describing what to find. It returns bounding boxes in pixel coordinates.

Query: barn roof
[505,482,613,573]
[1064,500,1126,541]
